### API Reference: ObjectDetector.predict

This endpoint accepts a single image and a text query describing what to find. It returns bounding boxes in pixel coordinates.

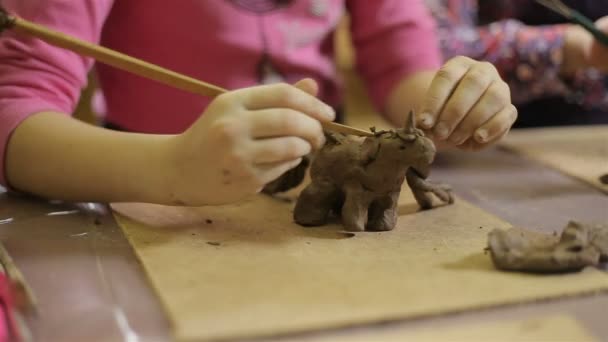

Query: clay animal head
[362,111,436,176]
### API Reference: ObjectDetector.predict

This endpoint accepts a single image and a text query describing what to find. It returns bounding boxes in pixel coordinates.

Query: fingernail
[304,142,313,155]
[324,106,336,120]
[475,129,488,143]
[418,113,434,128]
[434,122,449,140]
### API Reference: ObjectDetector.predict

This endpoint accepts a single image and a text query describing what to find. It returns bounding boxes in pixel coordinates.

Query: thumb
[293,78,319,97]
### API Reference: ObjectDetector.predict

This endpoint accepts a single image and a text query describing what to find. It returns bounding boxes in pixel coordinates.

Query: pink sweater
[0,0,440,187]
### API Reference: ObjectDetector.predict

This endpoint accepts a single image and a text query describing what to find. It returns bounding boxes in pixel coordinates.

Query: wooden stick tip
[0,6,15,32]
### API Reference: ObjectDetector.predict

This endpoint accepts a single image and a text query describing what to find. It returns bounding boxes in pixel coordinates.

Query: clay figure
[293,111,453,232]
[488,221,608,273]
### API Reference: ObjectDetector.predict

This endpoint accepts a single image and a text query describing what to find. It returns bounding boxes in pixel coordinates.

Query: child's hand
[418,56,517,151]
[563,16,608,74]
[166,79,334,206]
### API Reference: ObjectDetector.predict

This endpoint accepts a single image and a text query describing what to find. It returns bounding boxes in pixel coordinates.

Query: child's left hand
[418,56,517,151]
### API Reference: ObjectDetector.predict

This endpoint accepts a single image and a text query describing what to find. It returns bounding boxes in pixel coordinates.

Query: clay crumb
[479,226,483,229]
[169,193,187,206]
[305,241,311,245]
[206,219,213,224]
[191,233,196,236]
[207,241,221,246]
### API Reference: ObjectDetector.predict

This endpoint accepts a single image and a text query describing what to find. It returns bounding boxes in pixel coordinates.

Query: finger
[473,104,517,145]
[251,137,311,164]
[434,62,497,140]
[255,158,304,186]
[595,16,608,30]
[462,127,510,152]
[293,78,319,96]
[449,80,510,145]
[248,109,325,149]
[455,138,476,152]
[418,56,476,129]
[237,83,335,122]
[457,105,516,151]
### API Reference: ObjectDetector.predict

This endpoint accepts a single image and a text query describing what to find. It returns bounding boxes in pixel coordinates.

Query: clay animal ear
[404,110,416,133]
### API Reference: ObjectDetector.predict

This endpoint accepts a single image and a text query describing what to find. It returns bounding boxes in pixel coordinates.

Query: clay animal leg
[341,184,372,232]
[406,168,453,210]
[294,181,341,226]
[366,192,400,231]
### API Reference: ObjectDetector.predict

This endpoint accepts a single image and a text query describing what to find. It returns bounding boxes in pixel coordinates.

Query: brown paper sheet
[112,189,608,341]
[501,126,608,194]
[318,315,598,342]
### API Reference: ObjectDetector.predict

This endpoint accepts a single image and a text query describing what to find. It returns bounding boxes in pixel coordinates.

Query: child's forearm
[6,112,176,204]
[385,71,435,126]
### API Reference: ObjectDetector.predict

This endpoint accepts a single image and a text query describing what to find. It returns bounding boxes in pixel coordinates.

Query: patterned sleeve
[427,0,608,109]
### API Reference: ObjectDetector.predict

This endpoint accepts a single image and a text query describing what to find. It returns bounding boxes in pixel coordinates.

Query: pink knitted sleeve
[347,0,441,111]
[0,0,114,187]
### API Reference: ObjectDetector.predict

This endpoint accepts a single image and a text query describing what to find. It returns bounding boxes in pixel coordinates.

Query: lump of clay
[488,221,608,273]
[294,111,454,232]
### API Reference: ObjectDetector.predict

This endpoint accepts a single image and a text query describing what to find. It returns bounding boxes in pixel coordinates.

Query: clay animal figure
[293,111,453,232]
[488,221,608,273]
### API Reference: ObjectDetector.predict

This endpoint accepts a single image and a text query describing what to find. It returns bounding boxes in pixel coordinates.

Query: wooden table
[1,141,607,341]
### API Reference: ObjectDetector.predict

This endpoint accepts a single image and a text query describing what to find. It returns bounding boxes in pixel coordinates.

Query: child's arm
[348,0,515,150]
[1,1,331,204]
[387,57,516,151]
[6,111,176,203]
[0,0,116,191]
[6,81,332,205]
[432,1,608,110]
[347,0,440,123]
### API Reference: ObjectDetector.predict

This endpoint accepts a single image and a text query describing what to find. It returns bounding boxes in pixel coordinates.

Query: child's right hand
[165,79,334,206]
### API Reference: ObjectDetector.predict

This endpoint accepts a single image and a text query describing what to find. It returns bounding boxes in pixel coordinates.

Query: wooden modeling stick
[0,243,36,314]
[0,8,373,137]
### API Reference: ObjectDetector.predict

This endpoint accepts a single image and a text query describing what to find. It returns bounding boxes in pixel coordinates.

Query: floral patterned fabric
[426,0,608,110]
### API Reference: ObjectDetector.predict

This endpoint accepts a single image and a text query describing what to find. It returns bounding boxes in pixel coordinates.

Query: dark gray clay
[293,111,453,232]
[488,221,608,273]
